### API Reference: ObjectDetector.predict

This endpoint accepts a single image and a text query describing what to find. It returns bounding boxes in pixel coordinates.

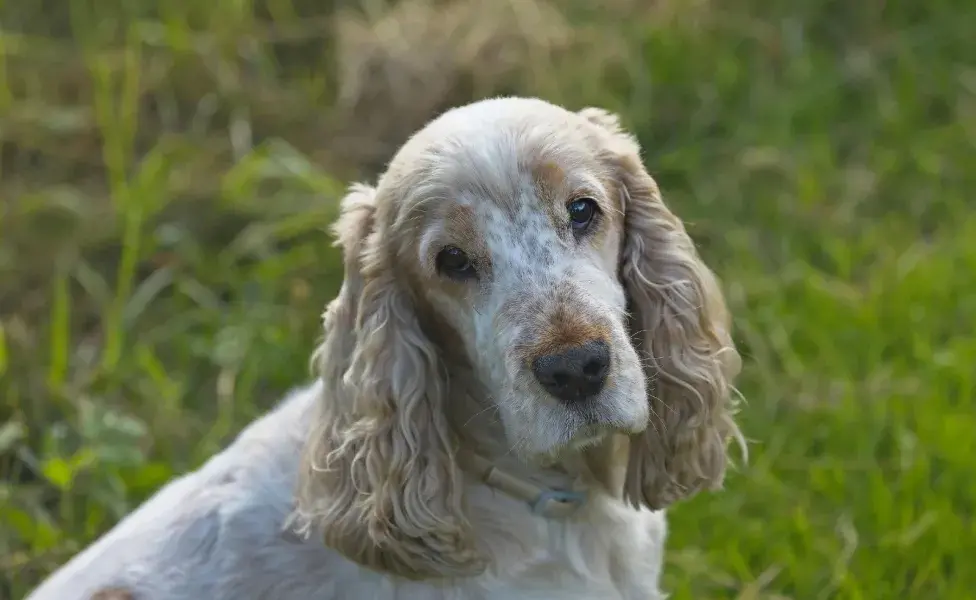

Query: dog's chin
[508,396,649,463]
[518,424,619,466]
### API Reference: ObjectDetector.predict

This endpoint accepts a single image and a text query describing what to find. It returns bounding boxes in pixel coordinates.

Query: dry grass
[332,0,571,167]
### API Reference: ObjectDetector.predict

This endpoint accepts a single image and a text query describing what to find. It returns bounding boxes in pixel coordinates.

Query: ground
[1,0,973,598]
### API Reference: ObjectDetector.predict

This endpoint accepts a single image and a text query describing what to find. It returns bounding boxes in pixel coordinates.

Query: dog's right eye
[436,246,477,280]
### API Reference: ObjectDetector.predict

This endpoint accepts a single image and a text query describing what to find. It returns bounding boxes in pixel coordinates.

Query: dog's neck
[446,377,628,518]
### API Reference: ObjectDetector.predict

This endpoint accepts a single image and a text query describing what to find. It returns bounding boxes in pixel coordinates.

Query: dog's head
[295,97,741,579]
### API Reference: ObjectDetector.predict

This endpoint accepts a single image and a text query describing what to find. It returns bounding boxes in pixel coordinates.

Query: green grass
[1,0,973,598]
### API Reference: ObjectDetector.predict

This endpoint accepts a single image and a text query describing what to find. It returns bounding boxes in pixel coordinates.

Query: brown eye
[436,246,477,280]
[567,198,599,232]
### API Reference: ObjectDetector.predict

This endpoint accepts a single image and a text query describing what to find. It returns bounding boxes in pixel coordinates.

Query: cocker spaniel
[28,97,743,600]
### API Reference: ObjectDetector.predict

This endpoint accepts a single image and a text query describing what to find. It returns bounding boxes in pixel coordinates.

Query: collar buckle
[457,450,588,519]
[529,489,587,518]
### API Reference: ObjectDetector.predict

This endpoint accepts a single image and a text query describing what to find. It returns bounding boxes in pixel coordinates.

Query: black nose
[531,340,611,403]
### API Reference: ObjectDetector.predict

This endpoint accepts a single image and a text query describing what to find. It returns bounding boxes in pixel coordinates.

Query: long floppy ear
[292,183,485,579]
[579,108,744,510]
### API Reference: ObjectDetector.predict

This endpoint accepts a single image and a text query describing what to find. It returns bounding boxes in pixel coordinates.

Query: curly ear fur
[293,183,485,579]
[580,108,744,510]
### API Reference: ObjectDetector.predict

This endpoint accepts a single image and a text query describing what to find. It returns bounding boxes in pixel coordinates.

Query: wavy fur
[579,107,743,510]
[293,184,484,579]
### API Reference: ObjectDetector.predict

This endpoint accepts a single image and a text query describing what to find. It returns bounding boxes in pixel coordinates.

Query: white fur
[26,382,667,600]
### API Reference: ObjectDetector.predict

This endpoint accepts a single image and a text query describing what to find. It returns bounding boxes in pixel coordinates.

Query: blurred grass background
[1,0,973,598]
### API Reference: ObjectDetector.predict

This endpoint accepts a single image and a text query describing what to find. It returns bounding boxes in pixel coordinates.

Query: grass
[1,0,973,597]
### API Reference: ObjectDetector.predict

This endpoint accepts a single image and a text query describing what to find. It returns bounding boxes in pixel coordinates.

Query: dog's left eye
[567,198,599,232]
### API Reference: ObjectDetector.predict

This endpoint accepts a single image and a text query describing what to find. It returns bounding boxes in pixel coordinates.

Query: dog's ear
[580,108,744,510]
[293,183,485,579]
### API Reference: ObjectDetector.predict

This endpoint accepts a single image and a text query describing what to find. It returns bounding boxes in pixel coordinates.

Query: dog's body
[28,97,742,599]
[28,383,667,600]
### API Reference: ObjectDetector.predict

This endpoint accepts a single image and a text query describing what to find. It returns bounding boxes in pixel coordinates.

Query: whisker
[460,402,501,429]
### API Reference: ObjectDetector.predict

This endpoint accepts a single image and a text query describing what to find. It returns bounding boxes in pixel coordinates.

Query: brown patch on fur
[532,160,567,199]
[531,159,574,229]
[522,302,611,364]
[400,199,491,285]
[423,202,493,286]
[531,156,616,240]
[573,178,623,256]
[443,204,483,254]
[91,588,136,600]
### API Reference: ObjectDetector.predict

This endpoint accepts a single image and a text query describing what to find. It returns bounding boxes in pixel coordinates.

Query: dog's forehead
[420,126,597,216]
[388,100,617,262]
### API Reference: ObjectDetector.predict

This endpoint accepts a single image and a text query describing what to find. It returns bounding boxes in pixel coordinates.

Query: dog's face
[383,101,649,459]
[296,97,741,580]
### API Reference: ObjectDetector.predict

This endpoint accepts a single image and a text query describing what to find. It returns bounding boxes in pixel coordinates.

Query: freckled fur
[27,97,743,600]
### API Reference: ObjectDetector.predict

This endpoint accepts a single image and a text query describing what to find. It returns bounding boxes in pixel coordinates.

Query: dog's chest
[463,506,667,600]
[284,498,668,600]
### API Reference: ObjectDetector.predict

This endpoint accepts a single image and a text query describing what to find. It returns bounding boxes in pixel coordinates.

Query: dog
[27,97,743,599]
